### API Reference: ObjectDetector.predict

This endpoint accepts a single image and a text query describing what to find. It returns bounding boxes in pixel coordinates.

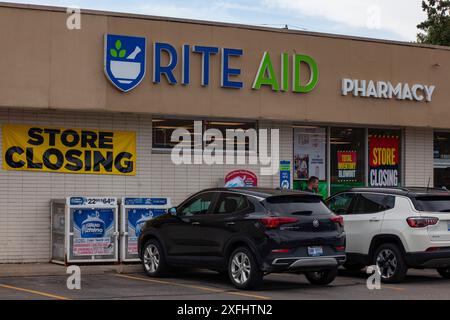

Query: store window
[152,118,198,149]
[293,126,327,198]
[368,129,402,188]
[434,131,450,190]
[330,127,365,195]
[152,118,257,151]
[203,120,257,152]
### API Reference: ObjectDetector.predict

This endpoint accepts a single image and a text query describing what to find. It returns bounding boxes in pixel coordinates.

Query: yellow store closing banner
[2,124,136,175]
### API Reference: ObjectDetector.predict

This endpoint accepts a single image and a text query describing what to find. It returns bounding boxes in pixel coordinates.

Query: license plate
[308,246,323,257]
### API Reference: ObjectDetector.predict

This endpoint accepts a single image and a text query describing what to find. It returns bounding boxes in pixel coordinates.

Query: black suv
[138,188,346,289]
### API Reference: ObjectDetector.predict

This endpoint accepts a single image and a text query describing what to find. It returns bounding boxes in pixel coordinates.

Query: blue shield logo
[104,34,146,92]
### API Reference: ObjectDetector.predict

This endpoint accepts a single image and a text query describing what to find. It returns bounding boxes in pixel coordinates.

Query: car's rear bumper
[406,249,450,268]
[263,255,346,273]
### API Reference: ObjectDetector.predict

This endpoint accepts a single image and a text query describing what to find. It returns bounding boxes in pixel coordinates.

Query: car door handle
[226,222,235,226]
[191,222,200,226]
[369,218,380,222]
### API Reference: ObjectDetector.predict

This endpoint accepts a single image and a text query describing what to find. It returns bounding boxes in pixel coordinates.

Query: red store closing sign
[369,135,400,187]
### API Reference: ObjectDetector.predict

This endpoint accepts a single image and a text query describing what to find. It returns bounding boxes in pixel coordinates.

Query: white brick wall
[404,127,434,187]
[0,108,291,263]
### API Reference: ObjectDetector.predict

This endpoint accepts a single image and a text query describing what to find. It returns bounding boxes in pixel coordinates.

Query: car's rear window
[413,196,450,212]
[263,195,332,216]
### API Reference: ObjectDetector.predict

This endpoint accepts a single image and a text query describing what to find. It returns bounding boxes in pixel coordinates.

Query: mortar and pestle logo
[109,40,142,84]
[104,34,146,92]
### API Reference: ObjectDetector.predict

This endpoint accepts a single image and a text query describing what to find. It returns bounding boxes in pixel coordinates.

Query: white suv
[326,187,450,283]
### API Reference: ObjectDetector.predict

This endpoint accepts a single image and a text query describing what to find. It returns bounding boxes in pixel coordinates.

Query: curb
[0,263,142,278]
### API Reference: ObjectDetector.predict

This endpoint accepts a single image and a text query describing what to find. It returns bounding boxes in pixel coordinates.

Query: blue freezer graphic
[73,209,114,238]
[72,208,115,257]
[127,208,167,237]
[126,208,167,255]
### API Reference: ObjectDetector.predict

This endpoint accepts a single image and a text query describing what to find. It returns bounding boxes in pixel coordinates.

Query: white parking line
[115,274,271,300]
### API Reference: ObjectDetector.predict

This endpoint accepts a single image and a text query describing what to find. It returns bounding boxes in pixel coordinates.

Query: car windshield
[263,195,332,216]
[413,196,450,212]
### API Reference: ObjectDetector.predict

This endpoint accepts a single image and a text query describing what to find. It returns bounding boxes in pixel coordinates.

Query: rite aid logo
[104,34,146,92]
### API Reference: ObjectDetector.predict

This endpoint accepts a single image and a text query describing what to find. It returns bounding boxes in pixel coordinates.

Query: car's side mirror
[168,207,178,216]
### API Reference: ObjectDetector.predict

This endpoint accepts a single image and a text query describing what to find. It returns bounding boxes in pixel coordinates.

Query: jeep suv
[326,187,450,283]
[138,188,346,289]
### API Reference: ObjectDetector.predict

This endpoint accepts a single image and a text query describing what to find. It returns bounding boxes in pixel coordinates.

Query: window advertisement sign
[293,127,326,180]
[121,197,171,262]
[67,197,118,263]
[337,151,357,182]
[330,127,365,195]
[2,124,136,175]
[369,134,400,187]
[224,170,258,187]
[279,160,291,189]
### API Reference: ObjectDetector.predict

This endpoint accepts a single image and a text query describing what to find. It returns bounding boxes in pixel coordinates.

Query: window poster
[293,127,326,181]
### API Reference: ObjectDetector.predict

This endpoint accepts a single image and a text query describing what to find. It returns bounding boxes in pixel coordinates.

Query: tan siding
[404,127,434,187]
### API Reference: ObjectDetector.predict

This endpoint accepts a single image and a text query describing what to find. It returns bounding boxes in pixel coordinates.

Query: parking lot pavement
[0,268,449,300]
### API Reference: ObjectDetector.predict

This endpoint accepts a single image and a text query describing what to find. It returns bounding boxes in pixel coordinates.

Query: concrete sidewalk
[0,263,142,278]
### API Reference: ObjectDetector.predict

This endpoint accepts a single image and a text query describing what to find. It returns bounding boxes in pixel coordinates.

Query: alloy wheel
[144,244,160,273]
[376,248,398,279]
[230,252,251,285]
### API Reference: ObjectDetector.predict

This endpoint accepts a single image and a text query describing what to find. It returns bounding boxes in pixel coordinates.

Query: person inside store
[305,176,319,194]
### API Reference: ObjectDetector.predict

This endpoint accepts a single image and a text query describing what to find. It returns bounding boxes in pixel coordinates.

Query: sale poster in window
[293,127,326,180]
[337,151,357,182]
[369,135,400,187]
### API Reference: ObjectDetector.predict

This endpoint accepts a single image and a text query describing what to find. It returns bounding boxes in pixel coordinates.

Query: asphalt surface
[0,267,449,300]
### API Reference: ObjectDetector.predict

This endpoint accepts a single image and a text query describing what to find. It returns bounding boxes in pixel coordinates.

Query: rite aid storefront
[0,3,449,263]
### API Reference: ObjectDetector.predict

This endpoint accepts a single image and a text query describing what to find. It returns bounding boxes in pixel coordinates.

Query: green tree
[417,0,450,45]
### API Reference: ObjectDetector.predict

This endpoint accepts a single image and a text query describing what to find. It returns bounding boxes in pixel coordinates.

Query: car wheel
[437,267,450,279]
[228,247,263,290]
[374,243,407,283]
[343,263,365,272]
[304,268,338,285]
[142,239,168,277]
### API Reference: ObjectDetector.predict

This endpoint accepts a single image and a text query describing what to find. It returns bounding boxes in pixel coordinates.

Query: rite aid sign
[104,34,319,93]
[103,34,436,102]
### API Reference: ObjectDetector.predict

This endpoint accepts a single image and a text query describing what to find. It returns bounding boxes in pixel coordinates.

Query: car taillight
[406,217,439,228]
[335,246,345,252]
[330,215,344,227]
[260,217,298,229]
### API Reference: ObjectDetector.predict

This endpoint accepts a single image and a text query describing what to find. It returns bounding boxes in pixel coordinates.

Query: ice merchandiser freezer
[120,197,171,262]
[51,196,119,264]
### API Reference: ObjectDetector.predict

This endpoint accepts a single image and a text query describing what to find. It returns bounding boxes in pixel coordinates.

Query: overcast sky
[7,0,427,41]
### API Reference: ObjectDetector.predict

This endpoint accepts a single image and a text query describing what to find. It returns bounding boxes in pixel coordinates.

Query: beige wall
[404,127,434,187]
[0,4,449,129]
